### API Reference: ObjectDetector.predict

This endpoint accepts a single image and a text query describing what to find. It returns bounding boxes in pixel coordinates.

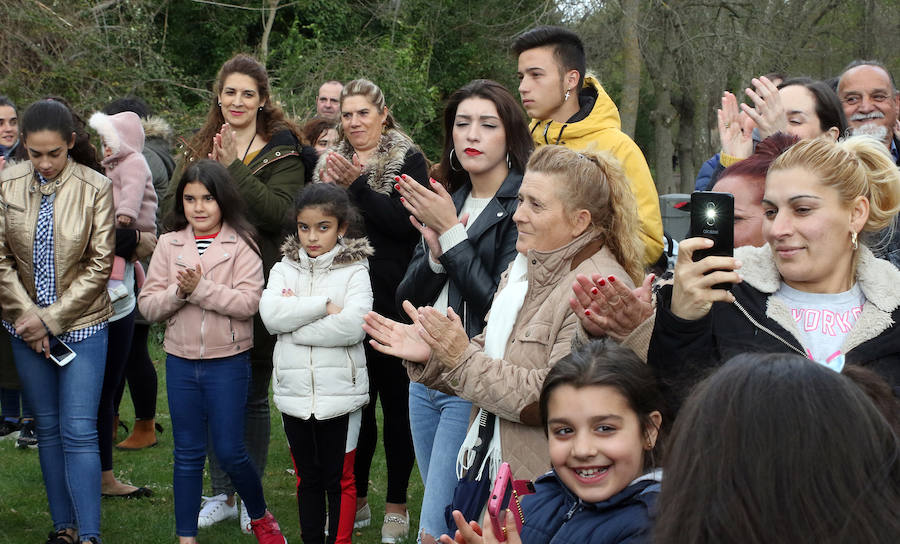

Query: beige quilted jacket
[407,230,633,480]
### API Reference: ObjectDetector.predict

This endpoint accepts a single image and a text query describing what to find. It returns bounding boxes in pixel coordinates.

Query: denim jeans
[409,382,472,542]
[13,330,108,541]
[166,352,267,537]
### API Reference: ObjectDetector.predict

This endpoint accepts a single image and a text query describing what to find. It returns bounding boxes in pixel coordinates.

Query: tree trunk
[651,87,676,195]
[619,0,641,137]
[673,90,696,193]
[259,0,279,66]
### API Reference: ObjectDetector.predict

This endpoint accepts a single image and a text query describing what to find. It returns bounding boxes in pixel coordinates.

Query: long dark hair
[654,353,900,544]
[20,98,102,173]
[438,80,533,193]
[165,159,260,256]
[778,77,848,136]
[539,340,666,472]
[185,54,300,160]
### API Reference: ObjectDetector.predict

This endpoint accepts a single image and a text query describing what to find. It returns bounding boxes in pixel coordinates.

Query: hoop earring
[449,148,462,172]
[506,152,511,169]
[851,231,859,250]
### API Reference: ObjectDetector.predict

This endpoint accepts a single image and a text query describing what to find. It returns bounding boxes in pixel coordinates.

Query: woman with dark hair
[312,78,429,542]
[777,77,848,139]
[655,353,899,544]
[161,53,306,531]
[393,79,532,542]
[301,117,339,156]
[140,160,287,544]
[0,96,19,163]
[0,98,114,544]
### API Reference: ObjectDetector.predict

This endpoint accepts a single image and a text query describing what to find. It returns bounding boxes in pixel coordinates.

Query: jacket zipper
[200,309,206,358]
[732,300,805,356]
[307,264,316,409]
[347,347,357,386]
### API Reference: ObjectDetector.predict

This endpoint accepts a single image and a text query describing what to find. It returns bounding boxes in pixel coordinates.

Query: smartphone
[690,191,734,289]
[48,336,76,367]
[488,462,535,541]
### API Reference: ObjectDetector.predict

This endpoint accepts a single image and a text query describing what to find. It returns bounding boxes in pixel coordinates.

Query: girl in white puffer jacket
[259,183,373,544]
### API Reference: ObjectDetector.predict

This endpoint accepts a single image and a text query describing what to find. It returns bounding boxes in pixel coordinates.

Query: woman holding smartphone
[0,99,115,544]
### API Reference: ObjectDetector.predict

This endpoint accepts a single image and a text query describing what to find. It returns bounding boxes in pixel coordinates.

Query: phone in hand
[690,191,735,289]
[488,462,534,541]
[48,335,76,366]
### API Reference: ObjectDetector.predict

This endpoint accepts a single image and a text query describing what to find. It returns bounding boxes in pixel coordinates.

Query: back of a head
[526,145,643,285]
[717,132,799,190]
[511,26,586,89]
[102,97,151,119]
[769,135,900,234]
[654,353,900,544]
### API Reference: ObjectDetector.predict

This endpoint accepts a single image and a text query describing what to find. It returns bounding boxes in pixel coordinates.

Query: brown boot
[115,419,158,450]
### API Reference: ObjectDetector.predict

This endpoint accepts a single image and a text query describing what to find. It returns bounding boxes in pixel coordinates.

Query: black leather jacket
[396,171,522,338]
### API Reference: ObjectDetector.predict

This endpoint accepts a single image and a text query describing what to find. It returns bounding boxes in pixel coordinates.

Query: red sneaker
[250,510,287,544]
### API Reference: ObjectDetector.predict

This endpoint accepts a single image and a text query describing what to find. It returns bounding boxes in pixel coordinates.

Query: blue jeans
[409,382,472,542]
[12,330,108,541]
[166,352,267,537]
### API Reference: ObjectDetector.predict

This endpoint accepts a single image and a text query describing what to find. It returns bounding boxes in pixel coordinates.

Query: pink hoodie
[89,111,158,232]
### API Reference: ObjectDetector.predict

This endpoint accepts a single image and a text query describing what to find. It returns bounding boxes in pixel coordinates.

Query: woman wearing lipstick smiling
[161,53,305,532]
[648,136,900,417]
[394,80,532,542]
[312,79,428,541]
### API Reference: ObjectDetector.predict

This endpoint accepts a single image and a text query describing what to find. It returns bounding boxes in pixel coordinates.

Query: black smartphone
[690,191,734,289]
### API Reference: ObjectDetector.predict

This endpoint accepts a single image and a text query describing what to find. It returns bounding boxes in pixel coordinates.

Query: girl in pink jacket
[138,160,287,544]
[89,111,158,300]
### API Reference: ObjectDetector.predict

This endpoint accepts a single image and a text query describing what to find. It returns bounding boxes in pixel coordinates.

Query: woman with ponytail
[362,144,644,482]
[648,135,900,416]
[0,98,114,544]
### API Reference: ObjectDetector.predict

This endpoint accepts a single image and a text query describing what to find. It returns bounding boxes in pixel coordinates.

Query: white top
[429,195,492,313]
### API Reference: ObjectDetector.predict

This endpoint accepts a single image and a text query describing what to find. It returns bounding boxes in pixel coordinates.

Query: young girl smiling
[443,341,665,544]
[139,160,286,544]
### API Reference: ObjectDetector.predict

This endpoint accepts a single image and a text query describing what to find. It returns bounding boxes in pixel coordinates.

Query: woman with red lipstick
[311,78,429,542]
[393,79,532,542]
[161,54,306,531]
[648,136,900,417]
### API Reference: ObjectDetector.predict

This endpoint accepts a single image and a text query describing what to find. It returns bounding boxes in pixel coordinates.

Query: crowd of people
[0,23,898,544]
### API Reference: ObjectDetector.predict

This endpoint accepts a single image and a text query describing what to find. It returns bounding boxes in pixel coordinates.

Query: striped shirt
[195,232,219,255]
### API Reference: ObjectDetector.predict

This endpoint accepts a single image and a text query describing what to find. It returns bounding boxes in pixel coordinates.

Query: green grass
[0,332,424,543]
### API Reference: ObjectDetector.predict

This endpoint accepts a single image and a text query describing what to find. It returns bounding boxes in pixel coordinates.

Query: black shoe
[45,529,75,544]
[16,420,37,449]
[0,419,20,439]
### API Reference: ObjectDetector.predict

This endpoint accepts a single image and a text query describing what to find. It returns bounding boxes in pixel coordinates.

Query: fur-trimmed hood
[280,235,373,268]
[734,243,900,353]
[90,111,144,163]
[311,128,417,195]
[142,115,173,144]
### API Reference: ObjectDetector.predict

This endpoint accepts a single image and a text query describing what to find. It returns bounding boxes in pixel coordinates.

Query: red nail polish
[590,288,598,295]
[394,184,400,190]
[608,276,616,283]
[394,176,400,181]
[584,310,591,316]
[400,197,405,202]
[598,279,606,286]
[429,178,437,184]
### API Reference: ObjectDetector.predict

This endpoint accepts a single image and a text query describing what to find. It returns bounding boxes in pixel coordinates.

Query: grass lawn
[0,329,424,543]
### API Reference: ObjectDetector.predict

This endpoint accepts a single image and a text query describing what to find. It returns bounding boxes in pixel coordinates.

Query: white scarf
[456,253,530,481]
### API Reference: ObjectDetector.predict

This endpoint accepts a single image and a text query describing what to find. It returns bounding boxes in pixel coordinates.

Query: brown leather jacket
[407,230,633,480]
[0,160,114,334]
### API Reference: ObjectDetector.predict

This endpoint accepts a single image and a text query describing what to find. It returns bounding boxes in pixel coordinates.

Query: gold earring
[851,231,859,250]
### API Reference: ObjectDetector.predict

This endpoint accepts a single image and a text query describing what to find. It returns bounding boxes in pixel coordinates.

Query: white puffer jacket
[260,236,374,420]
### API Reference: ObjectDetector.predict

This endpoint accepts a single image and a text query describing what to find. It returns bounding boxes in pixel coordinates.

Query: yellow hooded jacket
[529,75,664,266]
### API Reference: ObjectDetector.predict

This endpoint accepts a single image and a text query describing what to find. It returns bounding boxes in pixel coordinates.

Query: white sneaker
[198,494,238,528]
[240,498,252,534]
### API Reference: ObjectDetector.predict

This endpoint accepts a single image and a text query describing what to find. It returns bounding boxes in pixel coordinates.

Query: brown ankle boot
[115,419,158,450]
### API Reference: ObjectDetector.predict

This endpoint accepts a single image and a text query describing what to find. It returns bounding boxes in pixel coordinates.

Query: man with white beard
[838,60,899,164]
[838,60,900,268]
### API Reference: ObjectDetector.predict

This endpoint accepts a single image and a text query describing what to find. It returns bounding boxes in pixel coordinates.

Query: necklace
[241,134,256,162]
